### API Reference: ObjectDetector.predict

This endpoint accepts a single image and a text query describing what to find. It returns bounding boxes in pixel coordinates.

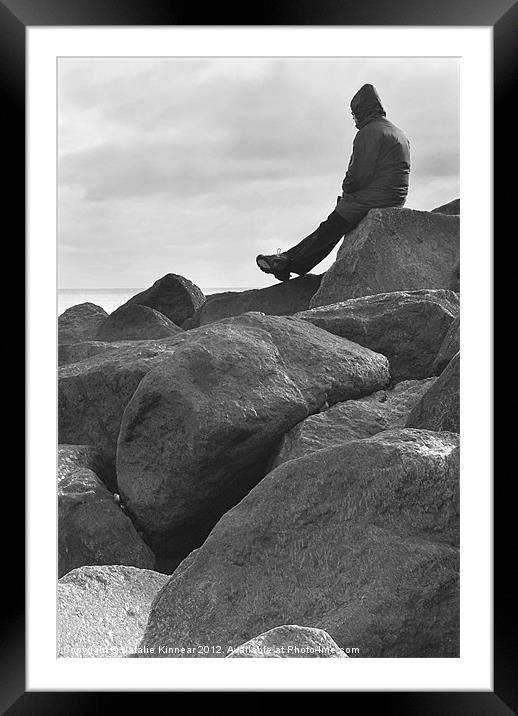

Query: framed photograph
[7,0,505,709]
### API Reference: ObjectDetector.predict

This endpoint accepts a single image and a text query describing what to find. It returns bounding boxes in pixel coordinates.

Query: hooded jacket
[336,84,411,219]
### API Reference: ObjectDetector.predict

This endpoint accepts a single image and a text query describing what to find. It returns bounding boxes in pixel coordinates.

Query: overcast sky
[58,57,459,289]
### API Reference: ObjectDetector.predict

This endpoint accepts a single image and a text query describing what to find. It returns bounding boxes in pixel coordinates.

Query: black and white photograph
[56,55,461,660]
[13,13,499,703]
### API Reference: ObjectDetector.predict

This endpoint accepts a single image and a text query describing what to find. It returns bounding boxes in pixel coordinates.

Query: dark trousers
[284,206,369,276]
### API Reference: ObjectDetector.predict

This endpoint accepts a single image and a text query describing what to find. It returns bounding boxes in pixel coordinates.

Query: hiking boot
[256,251,292,282]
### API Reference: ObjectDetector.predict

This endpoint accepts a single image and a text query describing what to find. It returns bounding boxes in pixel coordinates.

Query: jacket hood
[350,84,386,129]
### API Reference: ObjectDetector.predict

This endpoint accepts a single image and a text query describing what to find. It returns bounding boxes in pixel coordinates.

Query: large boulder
[58,336,188,466]
[272,378,436,468]
[432,198,460,215]
[406,352,460,432]
[58,565,168,657]
[193,274,323,327]
[59,444,115,493]
[96,303,183,342]
[58,303,108,345]
[227,625,348,658]
[298,289,459,381]
[140,429,460,658]
[310,208,459,307]
[58,467,155,577]
[117,312,390,563]
[124,274,205,326]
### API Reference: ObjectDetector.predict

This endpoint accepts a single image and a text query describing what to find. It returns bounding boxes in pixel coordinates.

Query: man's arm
[342,128,380,194]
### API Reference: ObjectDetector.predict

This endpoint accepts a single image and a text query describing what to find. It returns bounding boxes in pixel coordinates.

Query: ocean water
[58,287,254,315]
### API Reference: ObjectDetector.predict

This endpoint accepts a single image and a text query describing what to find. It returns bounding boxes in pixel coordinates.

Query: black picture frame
[8,0,505,710]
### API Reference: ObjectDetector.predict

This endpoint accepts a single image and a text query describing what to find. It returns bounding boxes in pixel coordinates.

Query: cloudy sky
[58,57,459,290]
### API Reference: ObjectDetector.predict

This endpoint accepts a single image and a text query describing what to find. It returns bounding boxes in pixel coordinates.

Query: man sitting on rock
[256,83,411,282]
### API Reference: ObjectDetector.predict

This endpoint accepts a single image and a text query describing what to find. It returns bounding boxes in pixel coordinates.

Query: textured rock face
[125,273,205,326]
[140,429,460,658]
[272,378,436,468]
[193,274,323,327]
[117,312,390,562]
[58,340,144,366]
[298,290,459,381]
[58,467,155,578]
[310,208,459,307]
[95,303,183,342]
[58,303,108,345]
[432,198,460,215]
[58,566,168,657]
[433,316,460,375]
[227,625,348,658]
[58,444,116,493]
[58,336,188,463]
[450,260,460,292]
[406,352,460,432]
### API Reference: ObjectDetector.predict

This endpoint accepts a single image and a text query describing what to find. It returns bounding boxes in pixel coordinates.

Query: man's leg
[283,207,368,276]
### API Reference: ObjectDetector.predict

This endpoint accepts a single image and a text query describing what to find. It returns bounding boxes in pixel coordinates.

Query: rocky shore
[58,201,460,658]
